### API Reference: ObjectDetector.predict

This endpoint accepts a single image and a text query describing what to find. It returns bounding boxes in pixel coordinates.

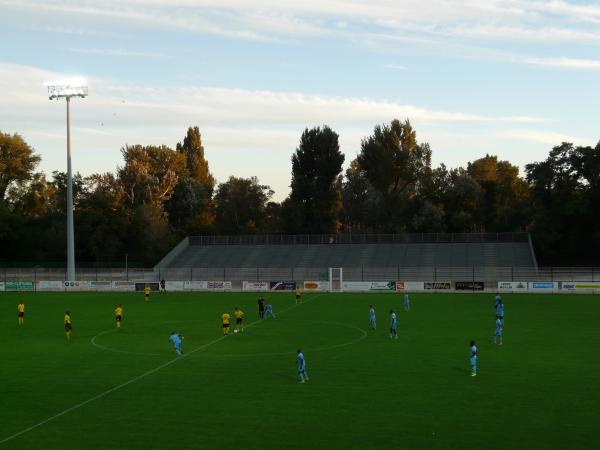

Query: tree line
[1,121,598,266]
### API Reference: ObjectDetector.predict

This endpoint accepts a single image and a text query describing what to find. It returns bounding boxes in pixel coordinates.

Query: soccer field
[1,292,598,450]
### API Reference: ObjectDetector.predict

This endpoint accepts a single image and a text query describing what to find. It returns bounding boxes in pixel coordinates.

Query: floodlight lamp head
[44,79,88,100]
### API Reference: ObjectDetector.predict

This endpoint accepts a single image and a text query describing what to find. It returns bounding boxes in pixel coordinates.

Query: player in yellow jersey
[221,312,231,335]
[17,302,25,325]
[295,287,302,304]
[115,304,123,329]
[234,307,244,332]
[64,311,72,341]
[144,285,151,301]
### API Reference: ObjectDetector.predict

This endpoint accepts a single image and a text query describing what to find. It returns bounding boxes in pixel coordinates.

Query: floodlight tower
[45,80,88,282]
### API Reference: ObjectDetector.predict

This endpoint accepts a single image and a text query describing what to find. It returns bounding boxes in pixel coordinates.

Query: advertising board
[243,281,269,292]
[165,281,185,291]
[342,281,396,292]
[6,281,35,291]
[498,281,528,291]
[111,281,135,291]
[91,281,113,291]
[270,281,296,291]
[183,281,233,291]
[303,281,329,292]
[455,281,485,291]
[528,281,558,292]
[560,282,600,291]
[0,282,4,292]
[184,281,207,290]
[207,281,232,291]
[424,282,452,290]
[38,280,64,291]
[64,281,94,291]
[396,281,425,291]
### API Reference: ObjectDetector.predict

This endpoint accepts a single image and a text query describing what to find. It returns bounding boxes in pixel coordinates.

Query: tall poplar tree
[286,126,345,233]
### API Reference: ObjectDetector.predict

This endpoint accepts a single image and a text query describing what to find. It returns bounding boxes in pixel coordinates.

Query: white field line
[0,294,321,445]
[91,317,366,358]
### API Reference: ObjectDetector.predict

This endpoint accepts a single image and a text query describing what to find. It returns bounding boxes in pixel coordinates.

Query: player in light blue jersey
[169,331,184,355]
[265,302,276,319]
[493,316,503,345]
[496,300,504,324]
[297,348,309,383]
[389,310,398,339]
[369,305,376,330]
[495,293,502,307]
[469,340,477,376]
[403,293,410,312]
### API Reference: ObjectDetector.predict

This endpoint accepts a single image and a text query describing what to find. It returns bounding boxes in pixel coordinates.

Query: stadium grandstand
[153,233,544,285]
[157,233,536,269]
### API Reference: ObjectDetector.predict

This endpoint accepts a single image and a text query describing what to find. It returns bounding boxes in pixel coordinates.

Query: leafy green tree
[126,203,174,265]
[214,176,272,234]
[286,126,345,233]
[0,132,41,202]
[526,141,600,264]
[263,201,284,234]
[356,119,431,231]
[75,173,129,263]
[443,168,484,232]
[467,155,530,231]
[164,176,215,233]
[340,160,381,232]
[48,171,86,214]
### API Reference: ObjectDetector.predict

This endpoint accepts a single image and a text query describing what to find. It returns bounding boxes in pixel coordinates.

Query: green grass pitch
[1,291,599,450]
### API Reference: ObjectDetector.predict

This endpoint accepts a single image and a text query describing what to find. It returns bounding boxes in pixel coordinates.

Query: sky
[0,0,598,201]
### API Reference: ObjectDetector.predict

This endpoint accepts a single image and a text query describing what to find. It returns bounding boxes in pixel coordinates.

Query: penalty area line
[0,293,321,445]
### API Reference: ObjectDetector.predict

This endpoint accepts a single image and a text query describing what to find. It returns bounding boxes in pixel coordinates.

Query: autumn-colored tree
[0,132,41,202]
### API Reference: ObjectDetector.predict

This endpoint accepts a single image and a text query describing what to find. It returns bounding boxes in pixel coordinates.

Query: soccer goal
[329,267,343,292]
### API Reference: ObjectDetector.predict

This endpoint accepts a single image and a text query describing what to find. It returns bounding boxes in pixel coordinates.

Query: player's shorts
[116,315,122,322]
[222,323,229,328]
[236,318,243,324]
[18,312,24,318]
[495,328,502,335]
[470,357,477,365]
[65,323,72,332]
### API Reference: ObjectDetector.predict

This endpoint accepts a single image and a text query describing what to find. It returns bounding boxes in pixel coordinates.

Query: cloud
[447,24,600,43]
[499,129,595,146]
[68,48,169,58]
[524,57,600,70]
[0,63,545,128]
[40,25,130,38]
[3,0,600,47]
[383,64,408,71]
[0,62,558,199]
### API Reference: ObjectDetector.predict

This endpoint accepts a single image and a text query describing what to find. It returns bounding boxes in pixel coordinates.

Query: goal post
[329,267,343,292]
